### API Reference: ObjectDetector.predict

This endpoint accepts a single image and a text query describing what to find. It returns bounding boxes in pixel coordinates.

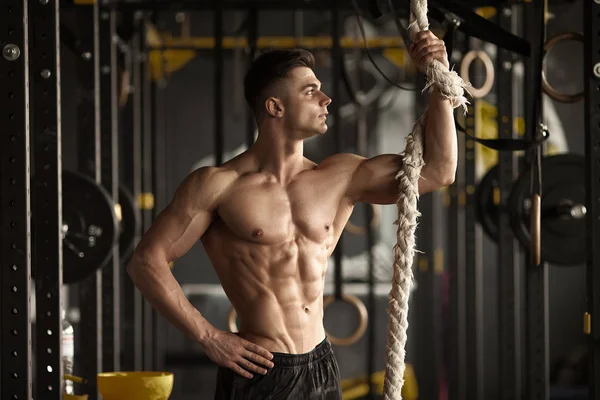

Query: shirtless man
[127,30,456,399]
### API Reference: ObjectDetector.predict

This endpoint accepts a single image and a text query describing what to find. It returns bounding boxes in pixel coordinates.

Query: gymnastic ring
[542,32,584,103]
[459,50,495,99]
[228,307,239,333]
[344,204,381,235]
[323,294,368,346]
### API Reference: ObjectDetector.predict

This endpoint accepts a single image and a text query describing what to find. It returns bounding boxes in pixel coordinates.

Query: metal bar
[83,0,371,11]
[98,2,121,373]
[76,5,103,398]
[120,22,135,371]
[145,35,407,50]
[446,148,466,400]
[465,97,484,399]
[0,0,32,398]
[121,11,145,372]
[411,72,440,400]
[495,5,522,400]
[584,1,600,398]
[141,16,155,372]
[152,28,168,376]
[351,21,376,397]
[246,9,258,148]
[214,3,224,166]
[77,0,422,12]
[447,36,467,400]
[132,13,144,371]
[522,2,549,399]
[366,201,376,399]
[331,0,343,301]
[29,0,63,397]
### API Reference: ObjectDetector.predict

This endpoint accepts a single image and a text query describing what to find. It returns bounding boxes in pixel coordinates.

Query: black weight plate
[507,154,586,265]
[475,164,500,242]
[62,170,118,284]
[119,184,140,261]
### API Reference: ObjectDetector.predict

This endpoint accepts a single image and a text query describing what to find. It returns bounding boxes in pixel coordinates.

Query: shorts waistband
[270,337,332,368]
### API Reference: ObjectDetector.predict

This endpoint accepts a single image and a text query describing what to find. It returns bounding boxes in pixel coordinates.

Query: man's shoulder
[188,165,239,189]
[316,152,366,171]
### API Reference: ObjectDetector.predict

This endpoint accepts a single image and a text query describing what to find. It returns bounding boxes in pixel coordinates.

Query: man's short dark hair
[244,48,315,116]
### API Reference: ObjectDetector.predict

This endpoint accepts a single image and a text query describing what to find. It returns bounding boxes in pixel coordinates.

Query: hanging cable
[350,0,418,91]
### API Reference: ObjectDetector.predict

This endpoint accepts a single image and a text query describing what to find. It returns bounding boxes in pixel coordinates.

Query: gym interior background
[2,0,600,399]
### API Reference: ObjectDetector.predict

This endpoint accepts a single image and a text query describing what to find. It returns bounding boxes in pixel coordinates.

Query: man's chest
[215,175,347,245]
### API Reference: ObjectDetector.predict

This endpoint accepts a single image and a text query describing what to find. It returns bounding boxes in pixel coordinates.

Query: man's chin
[300,125,328,140]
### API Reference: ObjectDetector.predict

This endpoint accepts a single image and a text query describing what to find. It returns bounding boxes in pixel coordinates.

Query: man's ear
[265,97,284,118]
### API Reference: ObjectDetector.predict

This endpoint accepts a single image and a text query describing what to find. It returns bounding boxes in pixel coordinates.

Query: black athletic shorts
[213,337,342,400]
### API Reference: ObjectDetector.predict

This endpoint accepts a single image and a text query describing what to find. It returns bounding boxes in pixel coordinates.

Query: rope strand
[383,1,469,398]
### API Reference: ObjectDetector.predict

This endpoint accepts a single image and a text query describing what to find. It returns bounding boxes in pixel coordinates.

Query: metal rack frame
[30,0,64,398]
[1,1,33,399]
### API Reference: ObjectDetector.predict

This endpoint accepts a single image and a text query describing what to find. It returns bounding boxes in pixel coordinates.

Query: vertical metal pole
[141,16,155,372]
[584,2,600,398]
[132,14,144,371]
[331,0,344,303]
[246,9,258,148]
[121,11,144,372]
[77,5,103,398]
[447,137,466,400]
[464,82,484,400]
[0,1,32,398]
[523,2,549,399]
[447,34,467,399]
[351,20,376,398]
[98,2,120,373]
[496,6,522,400]
[30,0,63,397]
[411,72,440,400]
[214,2,224,166]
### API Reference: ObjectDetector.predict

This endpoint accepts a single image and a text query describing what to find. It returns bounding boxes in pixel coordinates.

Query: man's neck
[250,125,305,184]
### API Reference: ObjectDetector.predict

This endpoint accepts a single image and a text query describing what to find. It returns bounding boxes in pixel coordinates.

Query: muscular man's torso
[200,153,355,354]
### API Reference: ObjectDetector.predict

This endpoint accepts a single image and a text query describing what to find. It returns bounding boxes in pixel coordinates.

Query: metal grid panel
[584,1,600,398]
[0,1,32,398]
[29,0,63,397]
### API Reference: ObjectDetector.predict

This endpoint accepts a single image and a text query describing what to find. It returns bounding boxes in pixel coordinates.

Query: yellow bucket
[63,395,88,400]
[97,371,174,400]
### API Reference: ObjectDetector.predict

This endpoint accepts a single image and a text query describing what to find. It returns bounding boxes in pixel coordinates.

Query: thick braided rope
[382,1,469,399]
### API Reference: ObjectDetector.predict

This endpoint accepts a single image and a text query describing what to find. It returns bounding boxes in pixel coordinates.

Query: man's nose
[321,95,332,107]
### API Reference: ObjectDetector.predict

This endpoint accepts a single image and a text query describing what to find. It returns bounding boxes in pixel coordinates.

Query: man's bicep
[349,154,403,205]
[135,168,220,263]
[138,202,213,263]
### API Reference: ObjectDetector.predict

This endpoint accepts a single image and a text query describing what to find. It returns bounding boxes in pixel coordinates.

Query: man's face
[279,67,332,139]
